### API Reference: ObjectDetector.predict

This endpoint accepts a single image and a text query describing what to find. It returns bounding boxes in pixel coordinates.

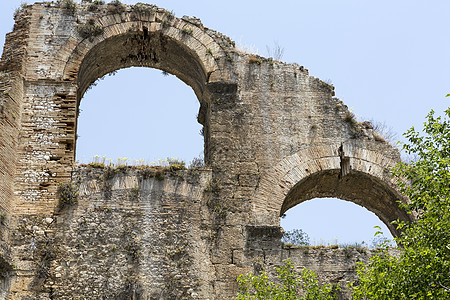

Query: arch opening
[76,67,204,165]
[280,169,410,238]
[281,197,395,247]
[73,28,211,165]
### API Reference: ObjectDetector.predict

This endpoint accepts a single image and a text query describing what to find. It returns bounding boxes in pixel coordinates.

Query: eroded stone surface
[0,2,411,299]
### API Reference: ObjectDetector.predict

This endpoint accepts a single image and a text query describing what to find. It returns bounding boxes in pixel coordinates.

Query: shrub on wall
[107,0,125,14]
[59,0,76,15]
[57,182,79,210]
[77,18,104,39]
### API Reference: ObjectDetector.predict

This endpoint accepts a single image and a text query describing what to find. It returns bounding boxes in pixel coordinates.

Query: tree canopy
[352,107,450,299]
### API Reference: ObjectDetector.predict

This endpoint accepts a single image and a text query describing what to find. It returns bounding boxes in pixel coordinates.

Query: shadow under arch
[281,169,409,237]
[75,29,208,101]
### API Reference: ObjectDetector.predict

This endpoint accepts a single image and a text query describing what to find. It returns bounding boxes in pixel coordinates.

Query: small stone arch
[252,140,413,237]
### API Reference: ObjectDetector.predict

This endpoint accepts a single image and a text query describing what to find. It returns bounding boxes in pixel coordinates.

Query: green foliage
[57,182,79,210]
[0,212,7,225]
[205,179,221,195]
[161,18,171,28]
[352,106,450,299]
[237,259,337,299]
[77,18,104,39]
[85,156,188,183]
[157,8,175,29]
[128,187,140,201]
[107,0,125,14]
[212,204,229,219]
[88,162,105,168]
[154,170,164,181]
[282,229,310,246]
[133,3,155,14]
[167,157,186,171]
[182,26,193,35]
[60,0,76,14]
[102,166,116,180]
[88,0,105,11]
[370,231,395,249]
[163,9,175,20]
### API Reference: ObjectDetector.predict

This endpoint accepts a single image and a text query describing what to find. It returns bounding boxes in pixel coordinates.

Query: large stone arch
[60,7,232,167]
[59,9,229,97]
[252,140,413,237]
[6,2,234,215]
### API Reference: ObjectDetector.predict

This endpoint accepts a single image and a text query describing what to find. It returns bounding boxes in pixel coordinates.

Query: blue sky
[1,0,449,245]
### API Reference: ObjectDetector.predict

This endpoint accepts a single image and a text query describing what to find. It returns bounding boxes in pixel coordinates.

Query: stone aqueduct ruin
[0,2,413,299]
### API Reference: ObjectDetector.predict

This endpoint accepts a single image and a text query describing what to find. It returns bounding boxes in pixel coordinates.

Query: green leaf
[353,103,450,299]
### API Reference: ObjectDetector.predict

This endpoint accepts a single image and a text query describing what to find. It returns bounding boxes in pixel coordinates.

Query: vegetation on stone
[188,156,205,169]
[77,18,104,39]
[60,0,76,15]
[57,182,79,210]
[182,26,193,35]
[87,0,105,12]
[0,212,7,226]
[133,3,156,14]
[282,229,310,246]
[107,0,125,14]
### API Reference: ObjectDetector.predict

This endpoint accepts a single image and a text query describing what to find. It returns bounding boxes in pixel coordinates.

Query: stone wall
[8,166,215,299]
[0,2,411,299]
[6,166,396,299]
